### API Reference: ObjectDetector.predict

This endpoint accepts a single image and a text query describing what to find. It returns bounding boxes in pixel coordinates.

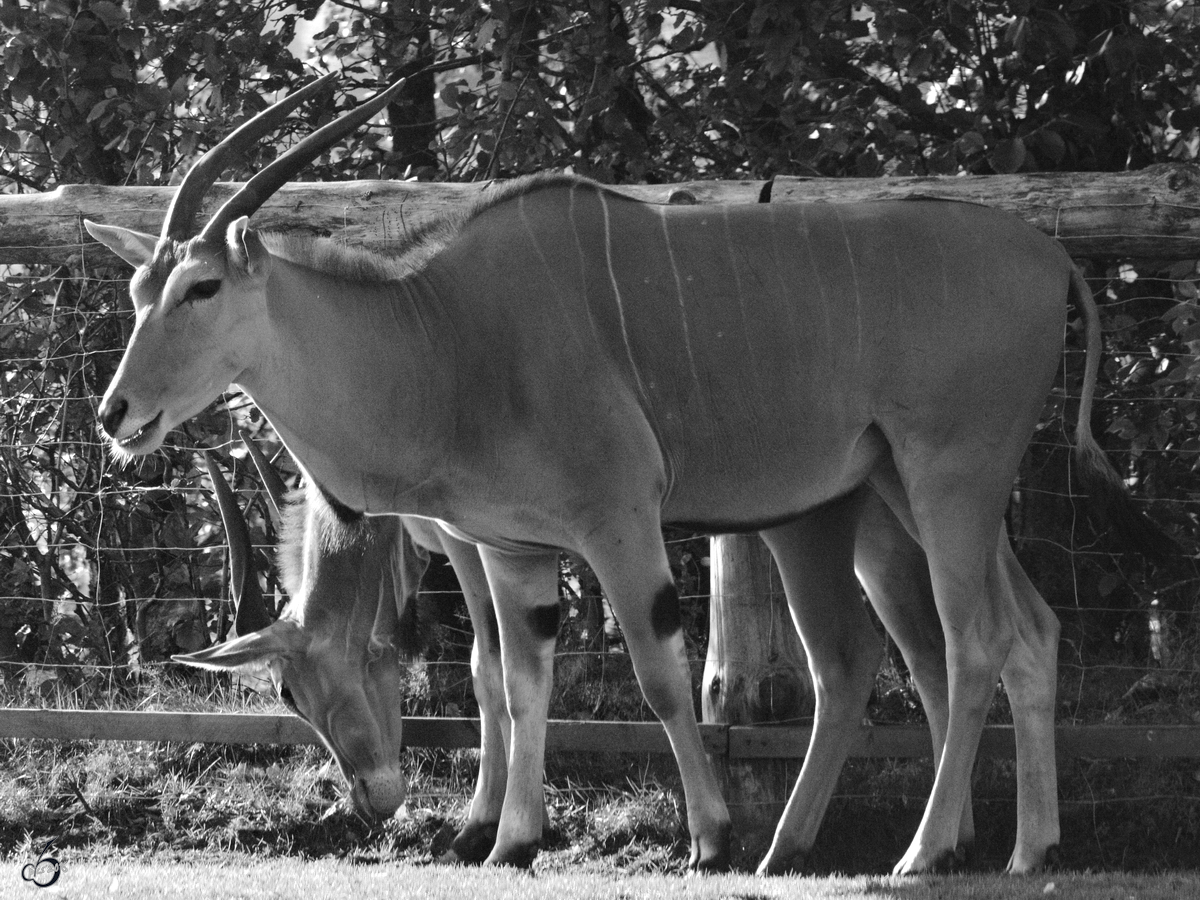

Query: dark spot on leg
[479,606,501,654]
[651,584,682,640]
[527,603,560,641]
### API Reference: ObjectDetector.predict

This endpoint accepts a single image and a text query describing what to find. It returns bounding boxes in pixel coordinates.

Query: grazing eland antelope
[87,74,1166,873]
[197,443,1000,870]
[180,448,522,860]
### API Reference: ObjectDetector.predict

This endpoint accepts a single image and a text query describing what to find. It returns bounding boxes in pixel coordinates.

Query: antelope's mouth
[115,411,163,452]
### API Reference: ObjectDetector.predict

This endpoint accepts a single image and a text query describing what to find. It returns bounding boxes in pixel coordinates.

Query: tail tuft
[1073,435,1177,564]
[1069,265,1176,564]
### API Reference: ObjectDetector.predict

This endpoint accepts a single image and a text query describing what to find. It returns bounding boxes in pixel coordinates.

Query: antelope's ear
[391,526,432,661]
[226,216,271,277]
[84,221,158,268]
[173,620,305,674]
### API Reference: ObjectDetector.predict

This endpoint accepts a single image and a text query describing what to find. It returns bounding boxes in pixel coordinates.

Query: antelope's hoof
[927,844,968,874]
[756,847,808,876]
[440,821,499,865]
[687,821,733,873]
[894,842,966,876]
[485,840,540,869]
[1007,843,1061,874]
[926,849,964,878]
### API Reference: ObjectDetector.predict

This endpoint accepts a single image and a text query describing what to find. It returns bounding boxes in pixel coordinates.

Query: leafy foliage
[5,0,1200,188]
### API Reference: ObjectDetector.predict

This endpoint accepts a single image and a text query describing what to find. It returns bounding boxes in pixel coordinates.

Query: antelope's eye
[181,279,222,304]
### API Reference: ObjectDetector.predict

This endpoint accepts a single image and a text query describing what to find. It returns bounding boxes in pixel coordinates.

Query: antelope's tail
[1068,267,1175,561]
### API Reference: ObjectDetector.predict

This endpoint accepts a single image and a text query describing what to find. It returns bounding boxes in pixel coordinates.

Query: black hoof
[687,821,733,873]
[488,841,540,869]
[928,844,968,874]
[444,821,499,865]
[758,847,808,876]
[1043,845,1062,870]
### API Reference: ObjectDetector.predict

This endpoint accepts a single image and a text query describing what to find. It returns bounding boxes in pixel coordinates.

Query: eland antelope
[86,74,1166,873]
[181,449,522,861]
[194,445,1002,871]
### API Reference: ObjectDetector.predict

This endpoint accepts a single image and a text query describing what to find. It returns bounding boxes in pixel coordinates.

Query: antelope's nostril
[100,397,128,438]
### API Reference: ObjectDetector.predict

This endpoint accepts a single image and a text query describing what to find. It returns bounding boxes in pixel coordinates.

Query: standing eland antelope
[182,445,524,861]
[86,74,1166,873]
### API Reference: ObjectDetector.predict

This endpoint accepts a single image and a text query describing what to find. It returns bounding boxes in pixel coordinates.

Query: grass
[1,730,1196,878]
[7,860,1200,900]
[0,634,1196,888]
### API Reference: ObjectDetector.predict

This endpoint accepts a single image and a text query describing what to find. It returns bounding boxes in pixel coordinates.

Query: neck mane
[278,485,427,657]
[279,486,389,617]
[261,172,606,284]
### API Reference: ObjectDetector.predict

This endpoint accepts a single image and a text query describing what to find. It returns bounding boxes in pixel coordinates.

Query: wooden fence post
[702,534,813,861]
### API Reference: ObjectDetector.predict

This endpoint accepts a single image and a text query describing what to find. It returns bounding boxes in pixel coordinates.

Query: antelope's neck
[236,258,455,517]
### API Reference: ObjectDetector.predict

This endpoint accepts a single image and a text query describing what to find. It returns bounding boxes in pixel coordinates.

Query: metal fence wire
[1,216,1198,794]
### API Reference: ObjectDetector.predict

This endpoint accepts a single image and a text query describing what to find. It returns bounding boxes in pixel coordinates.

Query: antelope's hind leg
[996,539,1061,873]
[870,459,1057,874]
[889,491,1015,875]
[854,492,976,863]
[755,494,884,875]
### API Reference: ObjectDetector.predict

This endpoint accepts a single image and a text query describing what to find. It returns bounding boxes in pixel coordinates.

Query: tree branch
[0,165,47,192]
[822,54,959,140]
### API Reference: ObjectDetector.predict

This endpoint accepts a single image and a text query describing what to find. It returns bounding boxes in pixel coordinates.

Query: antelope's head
[176,449,429,821]
[86,74,405,459]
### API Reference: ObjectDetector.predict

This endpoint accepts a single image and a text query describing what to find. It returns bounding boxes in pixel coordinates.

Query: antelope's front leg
[437,536,512,863]
[477,546,560,868]
[583,517,732,871]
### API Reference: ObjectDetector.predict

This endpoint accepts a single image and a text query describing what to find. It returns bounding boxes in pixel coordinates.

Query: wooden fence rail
[5,164,1200,265]
[1,709,1197,760]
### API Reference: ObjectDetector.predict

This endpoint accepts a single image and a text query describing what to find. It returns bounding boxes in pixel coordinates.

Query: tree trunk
[382,4,438,176]
[702,533,812,863]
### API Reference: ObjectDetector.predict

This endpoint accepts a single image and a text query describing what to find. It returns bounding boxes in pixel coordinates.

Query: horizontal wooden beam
[0,180,761,266]
[2,710,1197,760]
[4,164,1200,265]
[770,165,1200,260]
[727,723,1200,759]
[0,708,318,745]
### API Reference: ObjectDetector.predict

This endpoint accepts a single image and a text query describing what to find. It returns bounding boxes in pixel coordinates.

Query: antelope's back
[427,184,1072,523]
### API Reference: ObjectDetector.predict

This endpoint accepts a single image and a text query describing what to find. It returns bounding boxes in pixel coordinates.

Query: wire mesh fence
[1,202,1198,870]
[3,238,1196,710]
